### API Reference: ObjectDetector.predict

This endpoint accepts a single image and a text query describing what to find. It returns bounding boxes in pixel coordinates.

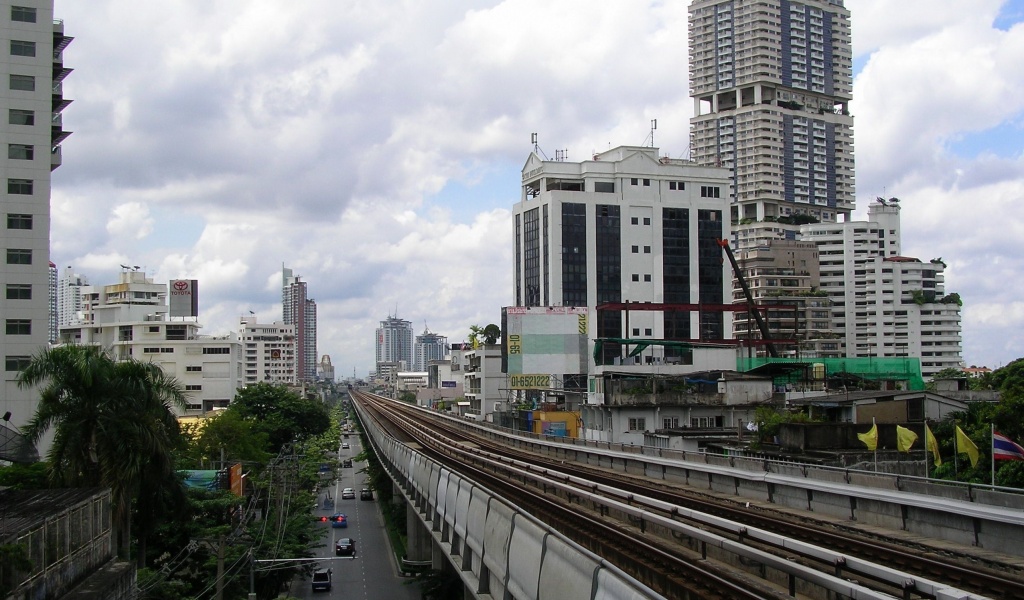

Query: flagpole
[953,421,959,477]
[991,423,996,487]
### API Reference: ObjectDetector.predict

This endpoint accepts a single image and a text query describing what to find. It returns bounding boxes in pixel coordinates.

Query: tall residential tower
[282,265,318,382]
[689,0,854,247]
[376,315,413,374]
[1,1,73,440]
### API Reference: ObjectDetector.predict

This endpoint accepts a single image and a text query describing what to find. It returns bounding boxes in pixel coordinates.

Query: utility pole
[215,532,225,600]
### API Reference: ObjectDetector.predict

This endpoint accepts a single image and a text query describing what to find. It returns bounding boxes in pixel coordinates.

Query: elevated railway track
[354,391,1023,599]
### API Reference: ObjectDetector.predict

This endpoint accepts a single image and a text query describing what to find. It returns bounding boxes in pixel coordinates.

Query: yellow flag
[857,423,878,451]
[924,423,942,466]
[956,425,979,467]
[896,425,918,453]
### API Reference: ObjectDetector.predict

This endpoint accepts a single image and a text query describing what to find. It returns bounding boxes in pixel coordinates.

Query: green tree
[230,383,331,453]
[18,345,188,561]
[181,410,270,469]
[482,324,501,345]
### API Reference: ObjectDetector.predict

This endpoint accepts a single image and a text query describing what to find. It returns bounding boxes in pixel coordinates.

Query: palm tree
[18,345,189,562]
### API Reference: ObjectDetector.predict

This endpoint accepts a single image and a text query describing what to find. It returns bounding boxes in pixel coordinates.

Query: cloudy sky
[51,0,1024,377]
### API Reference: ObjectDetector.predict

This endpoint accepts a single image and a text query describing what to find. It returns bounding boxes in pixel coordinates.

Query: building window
[7,214,32,230]
[6,249,31,265]
[643,179,651,186]
[11,6,37,22]
[7,179,32,195]
[203,347,231,355]
[5,356,31,371]
[631,217,639,225]
[166,324,188,340]
[632,328,640,336]
[631,245,639,253]
[663,417,679,428]
[9,74,34,92]
[8,144,33,160]
[628,417,646,431]
[643,246,651,253]
[148,326,160,333]
[630,178,639,185]
[643,217,651,225]
[6,284,31,299]
[594,181,615,193]
[9,40,35,57]
[631,274,639,282]
[185,385,202,391]
[2,213,34,235]
[700,185,721,198]
[645,328,652,335]
[9,109,33,125]
[6,319,31,335]
[669,181,685,191]
[186,366,202,372]
[644,274,652,282]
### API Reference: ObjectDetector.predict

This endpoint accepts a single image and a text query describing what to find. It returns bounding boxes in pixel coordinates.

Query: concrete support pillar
[406,503,433,562]
[754,84,763,105]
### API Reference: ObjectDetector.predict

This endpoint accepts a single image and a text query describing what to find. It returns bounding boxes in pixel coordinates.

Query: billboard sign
[441,380,457,388]
[169,279,199,317]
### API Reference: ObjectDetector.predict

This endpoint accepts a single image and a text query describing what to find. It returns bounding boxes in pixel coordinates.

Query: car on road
[341,442,350,449]
[360,488,374,501]
[311,568,332,591]
[341,487,355,499]
[335,537,356,556]
[342,459,353,468]
[328,512,347,528]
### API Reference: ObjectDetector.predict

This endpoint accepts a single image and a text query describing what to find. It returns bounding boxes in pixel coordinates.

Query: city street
[285,435,422,599]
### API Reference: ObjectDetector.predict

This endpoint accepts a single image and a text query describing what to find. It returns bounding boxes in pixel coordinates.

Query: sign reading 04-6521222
[508,374,551,389]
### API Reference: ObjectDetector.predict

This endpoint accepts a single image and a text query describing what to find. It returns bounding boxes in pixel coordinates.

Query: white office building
[1,2,73,443]
[513,145,735,368]
[801,199,963,377]
[238,316,296,385]
[376,315,413,374]
[57,271,243,414]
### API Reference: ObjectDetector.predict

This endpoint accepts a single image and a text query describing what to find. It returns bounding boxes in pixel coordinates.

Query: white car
[341,487,355,499]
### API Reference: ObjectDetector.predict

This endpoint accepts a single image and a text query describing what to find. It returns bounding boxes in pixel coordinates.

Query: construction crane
[717,239,779,358]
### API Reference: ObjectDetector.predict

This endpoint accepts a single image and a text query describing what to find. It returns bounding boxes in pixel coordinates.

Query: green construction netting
[737,356,925,391]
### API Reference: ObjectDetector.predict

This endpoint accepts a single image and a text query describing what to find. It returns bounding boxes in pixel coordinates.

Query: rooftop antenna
[531,132,550,160]
[651,118,657,147]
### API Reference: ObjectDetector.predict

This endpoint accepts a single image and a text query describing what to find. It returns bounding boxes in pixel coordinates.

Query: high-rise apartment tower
[1,1,72,441]
[689,0,854,247]
[376,316,413,374]
[282,265,318,382]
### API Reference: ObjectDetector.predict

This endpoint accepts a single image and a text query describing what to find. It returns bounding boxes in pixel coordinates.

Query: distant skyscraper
[282,265,318,382]
[376,316,413,373]
[689,0,854,246]
[48,262,57,343]
[1,2,73,446]
[414,327,447,372]
[58,265,88,330]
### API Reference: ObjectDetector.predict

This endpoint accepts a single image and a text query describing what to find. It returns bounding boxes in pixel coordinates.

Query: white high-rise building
[689,0,855,245]
[47,261,56,343]
[376,316,413,373]
[1,2,73,441]
[413,327,447,372]
[238,316,296,385]
[513,145,734,366]
[57,265,87,328]
[57,271,243,414]
[801,200,963,377]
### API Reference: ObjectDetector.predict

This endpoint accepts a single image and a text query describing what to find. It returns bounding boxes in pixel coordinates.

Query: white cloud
[106,202,154,240]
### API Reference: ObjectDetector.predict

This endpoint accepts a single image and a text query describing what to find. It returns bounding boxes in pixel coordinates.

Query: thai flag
[993,430,1024,461]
